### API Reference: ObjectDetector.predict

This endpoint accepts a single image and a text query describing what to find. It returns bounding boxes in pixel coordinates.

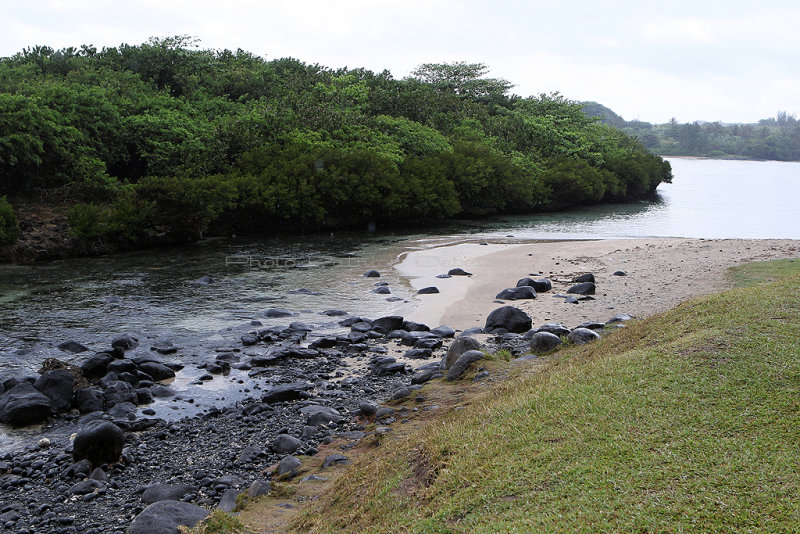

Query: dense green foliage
[584,101,800,161]
[0,38,671,243]
[0,196,19,245]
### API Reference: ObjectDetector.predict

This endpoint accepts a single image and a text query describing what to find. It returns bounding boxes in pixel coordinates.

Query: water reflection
[2,157,799,370]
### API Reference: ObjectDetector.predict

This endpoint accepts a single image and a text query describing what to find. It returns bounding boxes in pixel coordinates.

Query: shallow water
[2,157,799,369]
[1,157,798,449]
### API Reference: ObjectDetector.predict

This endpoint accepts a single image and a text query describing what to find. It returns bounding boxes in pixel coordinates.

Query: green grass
[292,263,800,533]
[179,511,248,534]
[729,257,800,287]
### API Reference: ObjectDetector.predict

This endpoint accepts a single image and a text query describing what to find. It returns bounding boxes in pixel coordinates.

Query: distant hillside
[580,101,626,128]
[582,102,800,161]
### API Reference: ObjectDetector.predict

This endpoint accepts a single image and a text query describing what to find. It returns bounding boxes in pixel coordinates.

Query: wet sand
[396,238,800,330]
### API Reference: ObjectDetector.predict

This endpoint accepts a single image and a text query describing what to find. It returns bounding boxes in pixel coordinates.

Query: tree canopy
[0,39,671,245]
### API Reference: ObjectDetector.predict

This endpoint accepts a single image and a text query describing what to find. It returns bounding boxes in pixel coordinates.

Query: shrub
[67,203,107,239]
[0,196,20,246]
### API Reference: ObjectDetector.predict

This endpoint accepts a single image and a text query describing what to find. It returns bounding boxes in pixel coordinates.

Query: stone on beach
[127,500,209,534]
[443,336,482,370]
[72,420,124,466]
[567,282,596,295]
[528,331,563,354]
[572,273,596,283]
[516,277,552,292]
[447,350,485,381]
[484,306,532,334]
[0,382,52,426]
[567,327,602,345]
[495,286,537,300]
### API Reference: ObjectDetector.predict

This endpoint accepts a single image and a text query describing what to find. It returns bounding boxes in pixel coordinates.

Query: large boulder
[484,306,532,334]
[75,388,105,413]
[73,420,124,466]
[81,353,114,379]
[446,350,485,381]
[126,500,209,534]
[139,362,175,382]
[0,382,51,426]
[528,332,563,354]
[442,337,482,370]
[33,369,75,413]
[372,316,404,333]
[495,286,537,300]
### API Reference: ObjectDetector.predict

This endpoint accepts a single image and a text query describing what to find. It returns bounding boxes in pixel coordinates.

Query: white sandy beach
[395,238,800,331]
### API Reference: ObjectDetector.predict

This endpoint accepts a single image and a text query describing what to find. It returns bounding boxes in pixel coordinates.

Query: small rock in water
[263,308,294,318]
[364,270,381,277]
[290,288,321,295]
[57,340,89,353]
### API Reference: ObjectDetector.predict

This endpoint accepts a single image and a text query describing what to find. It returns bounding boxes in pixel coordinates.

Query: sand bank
[396,238,800,330]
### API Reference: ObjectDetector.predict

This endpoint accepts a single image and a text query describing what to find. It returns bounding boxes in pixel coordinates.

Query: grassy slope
[292,260,800,533]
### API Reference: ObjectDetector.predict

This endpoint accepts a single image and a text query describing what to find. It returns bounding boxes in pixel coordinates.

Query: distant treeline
[0,37,671,246]
[583,102,800,161]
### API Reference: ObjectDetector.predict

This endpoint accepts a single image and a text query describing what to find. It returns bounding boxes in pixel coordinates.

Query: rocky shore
[0,262,635,533]
[3,237,799,533]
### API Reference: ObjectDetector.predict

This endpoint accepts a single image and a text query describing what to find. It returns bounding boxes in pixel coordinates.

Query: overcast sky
[2,0,798,124]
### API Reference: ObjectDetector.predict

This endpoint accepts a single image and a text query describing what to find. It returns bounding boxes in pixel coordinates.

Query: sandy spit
[396,238,800,330]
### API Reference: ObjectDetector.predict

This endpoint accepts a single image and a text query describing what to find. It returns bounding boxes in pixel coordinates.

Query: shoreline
[2,236,799,533]
[397,237,800,330]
